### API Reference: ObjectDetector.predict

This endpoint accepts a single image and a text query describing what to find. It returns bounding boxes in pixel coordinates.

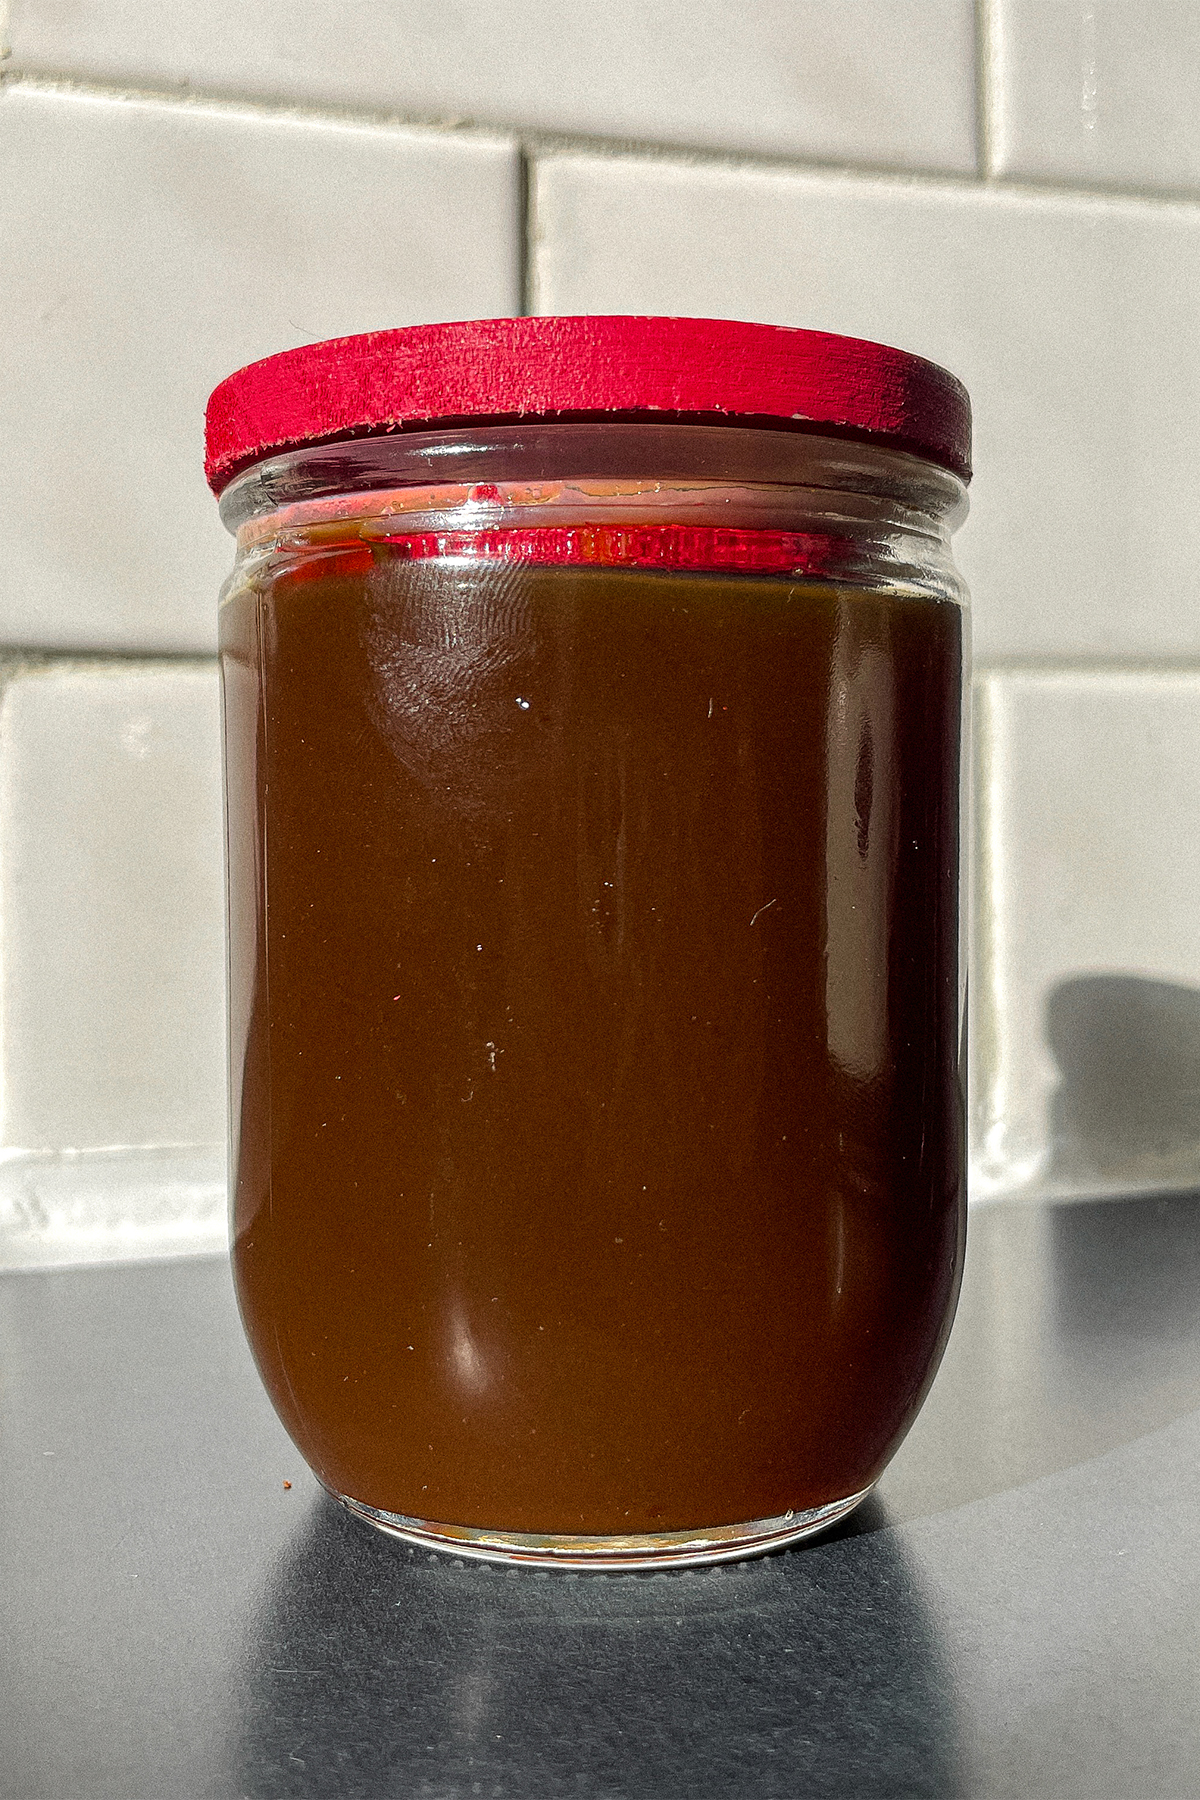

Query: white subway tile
[534,153,1200,664]
[992,0,1200,194]
[0,661,225,1151]
[972,670,1200,1202]
[8,0,980,174]
[0,85,519,655]
[0,662,228,1266]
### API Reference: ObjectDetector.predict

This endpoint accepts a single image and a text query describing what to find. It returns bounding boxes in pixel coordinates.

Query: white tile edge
[0,1144,229,1271]
[0,69,522,157]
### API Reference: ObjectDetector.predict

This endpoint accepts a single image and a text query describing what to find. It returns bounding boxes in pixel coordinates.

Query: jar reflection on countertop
[206,316,972,1568]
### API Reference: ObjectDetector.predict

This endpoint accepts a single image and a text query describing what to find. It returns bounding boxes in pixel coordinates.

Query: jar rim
[204,315,972,497]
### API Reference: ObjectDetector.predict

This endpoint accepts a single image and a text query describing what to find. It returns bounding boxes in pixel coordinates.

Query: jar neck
[220,423,969,604]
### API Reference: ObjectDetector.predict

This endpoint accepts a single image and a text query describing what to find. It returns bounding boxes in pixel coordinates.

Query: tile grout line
[0,651,219,675]
[974,658,1200,679]
[7,65,1200,214]
[0,65,518,147]
[525,137,1200,215]
[515,141,535,317]
[974,0,997,179]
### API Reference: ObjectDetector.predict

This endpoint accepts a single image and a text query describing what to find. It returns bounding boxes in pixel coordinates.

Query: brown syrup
[221,547,965,1534]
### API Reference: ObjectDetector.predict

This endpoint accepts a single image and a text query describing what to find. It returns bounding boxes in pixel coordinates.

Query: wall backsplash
[3,0,1198,1267]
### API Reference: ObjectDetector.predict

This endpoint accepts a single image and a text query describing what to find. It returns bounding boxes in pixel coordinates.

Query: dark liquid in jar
[221,547,965,1534]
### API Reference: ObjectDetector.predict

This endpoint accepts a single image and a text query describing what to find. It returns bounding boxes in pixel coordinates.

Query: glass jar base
[333,1486,873,1570]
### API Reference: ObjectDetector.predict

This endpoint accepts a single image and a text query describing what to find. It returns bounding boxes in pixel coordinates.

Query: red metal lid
[204,315,971,495]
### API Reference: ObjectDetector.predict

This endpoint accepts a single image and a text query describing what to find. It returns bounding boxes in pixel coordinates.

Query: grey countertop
[3,1192,1199,1799]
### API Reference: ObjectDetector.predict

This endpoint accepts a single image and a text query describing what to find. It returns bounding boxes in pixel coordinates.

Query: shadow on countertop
[230,1491,960,1800]
[874,978,1200,1528]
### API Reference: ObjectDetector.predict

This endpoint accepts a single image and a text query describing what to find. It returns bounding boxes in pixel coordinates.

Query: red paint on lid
[204,316,971,496]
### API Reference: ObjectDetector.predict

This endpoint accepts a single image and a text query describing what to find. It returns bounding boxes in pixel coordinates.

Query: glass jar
[208,316,971,1568]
